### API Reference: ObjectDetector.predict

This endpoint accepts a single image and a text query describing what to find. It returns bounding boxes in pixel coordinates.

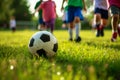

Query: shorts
[11,27,16,31]
[67,6,84,23]
[109,5,120,16]
[38,18,45,25]
[45,19,55,31]
[94,8,108,19]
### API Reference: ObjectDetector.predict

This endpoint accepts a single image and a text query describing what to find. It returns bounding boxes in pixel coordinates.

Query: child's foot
[75,36,81,42]
[111,32,117,42]
[69,38,73,41]
[96,30,100,37]
[100,28,104,37]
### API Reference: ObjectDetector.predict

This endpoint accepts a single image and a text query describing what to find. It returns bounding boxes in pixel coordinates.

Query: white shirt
[94,0,108,10]
[10,19,16,28]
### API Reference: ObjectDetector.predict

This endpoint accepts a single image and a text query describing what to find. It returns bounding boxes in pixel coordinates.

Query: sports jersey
[63,1,68,11]
[39,1,56,22]
[108,0,120,8]
[68,0,83,8]
[94,0,108,10]
[34,1,42,18]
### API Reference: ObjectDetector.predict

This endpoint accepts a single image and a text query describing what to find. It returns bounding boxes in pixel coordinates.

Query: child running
[63,0,86,42]
[34,0,46,31]
[107,0,120,42]
[34,0,56,33]
[93,0,109,37]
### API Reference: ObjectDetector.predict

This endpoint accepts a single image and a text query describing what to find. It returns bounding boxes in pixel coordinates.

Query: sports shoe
[75,36,81,42]
[69,38,73,41]
[117,27,120,37]
[100,28,104,37]
[96,30,100,37]
[111,32,117,42]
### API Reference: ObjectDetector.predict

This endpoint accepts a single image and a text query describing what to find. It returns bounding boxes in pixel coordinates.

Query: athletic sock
[96,23,100,30]
[68,27,73,39]
[75,23,80,38]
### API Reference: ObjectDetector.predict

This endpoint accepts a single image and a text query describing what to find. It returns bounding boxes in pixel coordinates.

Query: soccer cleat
[100,28,104,37]
[96,30,100,37]
[111,32,117,42]
[99,25,104,37]
[117,27,120,37]
[69,38,73,41]
[75,36,81,42]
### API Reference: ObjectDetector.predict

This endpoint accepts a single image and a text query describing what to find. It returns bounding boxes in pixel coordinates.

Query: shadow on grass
[85,41,120,51]
[55,50,120,80]
[0,44,120,80]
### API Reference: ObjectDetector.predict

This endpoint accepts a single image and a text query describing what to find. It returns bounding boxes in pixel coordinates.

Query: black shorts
[109,5,120,16]
[94,8,108,19]
[11,27,16,31]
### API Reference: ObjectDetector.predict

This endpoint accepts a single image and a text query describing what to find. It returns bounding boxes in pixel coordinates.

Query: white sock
[75,23,80,38]
[68,27,73,39]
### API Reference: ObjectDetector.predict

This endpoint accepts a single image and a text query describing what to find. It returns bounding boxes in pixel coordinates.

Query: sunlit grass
[0,29,120,80]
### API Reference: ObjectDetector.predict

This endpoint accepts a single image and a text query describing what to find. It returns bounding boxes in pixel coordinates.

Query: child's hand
[83,7,87,13]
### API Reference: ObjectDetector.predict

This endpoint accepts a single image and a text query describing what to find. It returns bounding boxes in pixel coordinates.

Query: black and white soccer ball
[28,31,58,58]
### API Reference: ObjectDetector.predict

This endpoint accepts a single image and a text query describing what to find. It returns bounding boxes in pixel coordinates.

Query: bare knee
[74,17,80,23]
[112,14,119,22]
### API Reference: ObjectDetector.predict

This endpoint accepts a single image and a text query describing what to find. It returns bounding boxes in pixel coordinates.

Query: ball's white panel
[28,31,58,57]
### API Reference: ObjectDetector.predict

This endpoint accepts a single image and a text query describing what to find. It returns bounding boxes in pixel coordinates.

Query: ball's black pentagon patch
[36,49,47,58]
[53,43,58,52]
[29,38,34,47]
[40,34,50,42]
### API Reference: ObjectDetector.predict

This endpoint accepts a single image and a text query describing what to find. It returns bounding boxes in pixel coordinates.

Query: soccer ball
[28,31,58,58]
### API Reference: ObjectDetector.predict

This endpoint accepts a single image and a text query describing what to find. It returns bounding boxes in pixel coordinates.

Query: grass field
[0,29,120,80]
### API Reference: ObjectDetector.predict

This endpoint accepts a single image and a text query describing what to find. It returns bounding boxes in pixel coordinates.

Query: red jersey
[108,0,120,8]
[39,1,56,22]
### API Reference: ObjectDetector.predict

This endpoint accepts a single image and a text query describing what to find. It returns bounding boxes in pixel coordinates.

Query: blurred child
[61,0,68,29]
[34,0,56,33]
[107,0,120,42]
[34,0,46,31]
[93,0,109,37]
[9,16,16,32]
[63,0,86,42]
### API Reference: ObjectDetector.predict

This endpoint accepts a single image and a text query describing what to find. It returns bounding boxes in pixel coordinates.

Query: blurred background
[0,0,111,30]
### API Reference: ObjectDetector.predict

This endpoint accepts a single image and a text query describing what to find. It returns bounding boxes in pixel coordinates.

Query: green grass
[0,29,120,80]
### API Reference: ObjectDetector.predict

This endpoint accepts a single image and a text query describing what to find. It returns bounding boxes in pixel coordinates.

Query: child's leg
[45,19,55,33]
[94,14,101,37]
[118,24,120,36]
[74,8,83,42]
[110,6,120,41]
[68,23,74,41]
[94,8,102,37]
[111,14,119,32]
[75,23,80,39]
[100,9,108,36]
[111,14,119,41]
[100,19,108,36]
[68,27,73,41]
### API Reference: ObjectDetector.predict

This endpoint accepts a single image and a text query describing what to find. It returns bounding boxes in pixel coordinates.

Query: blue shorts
[67,6,84,23]
[94,8,108,19]
[38,18,45,25]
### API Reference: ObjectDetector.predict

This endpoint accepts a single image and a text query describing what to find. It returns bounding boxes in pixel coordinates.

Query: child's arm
[82,0,87,12]
[33,6,41,15]
[61,0,66,11]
